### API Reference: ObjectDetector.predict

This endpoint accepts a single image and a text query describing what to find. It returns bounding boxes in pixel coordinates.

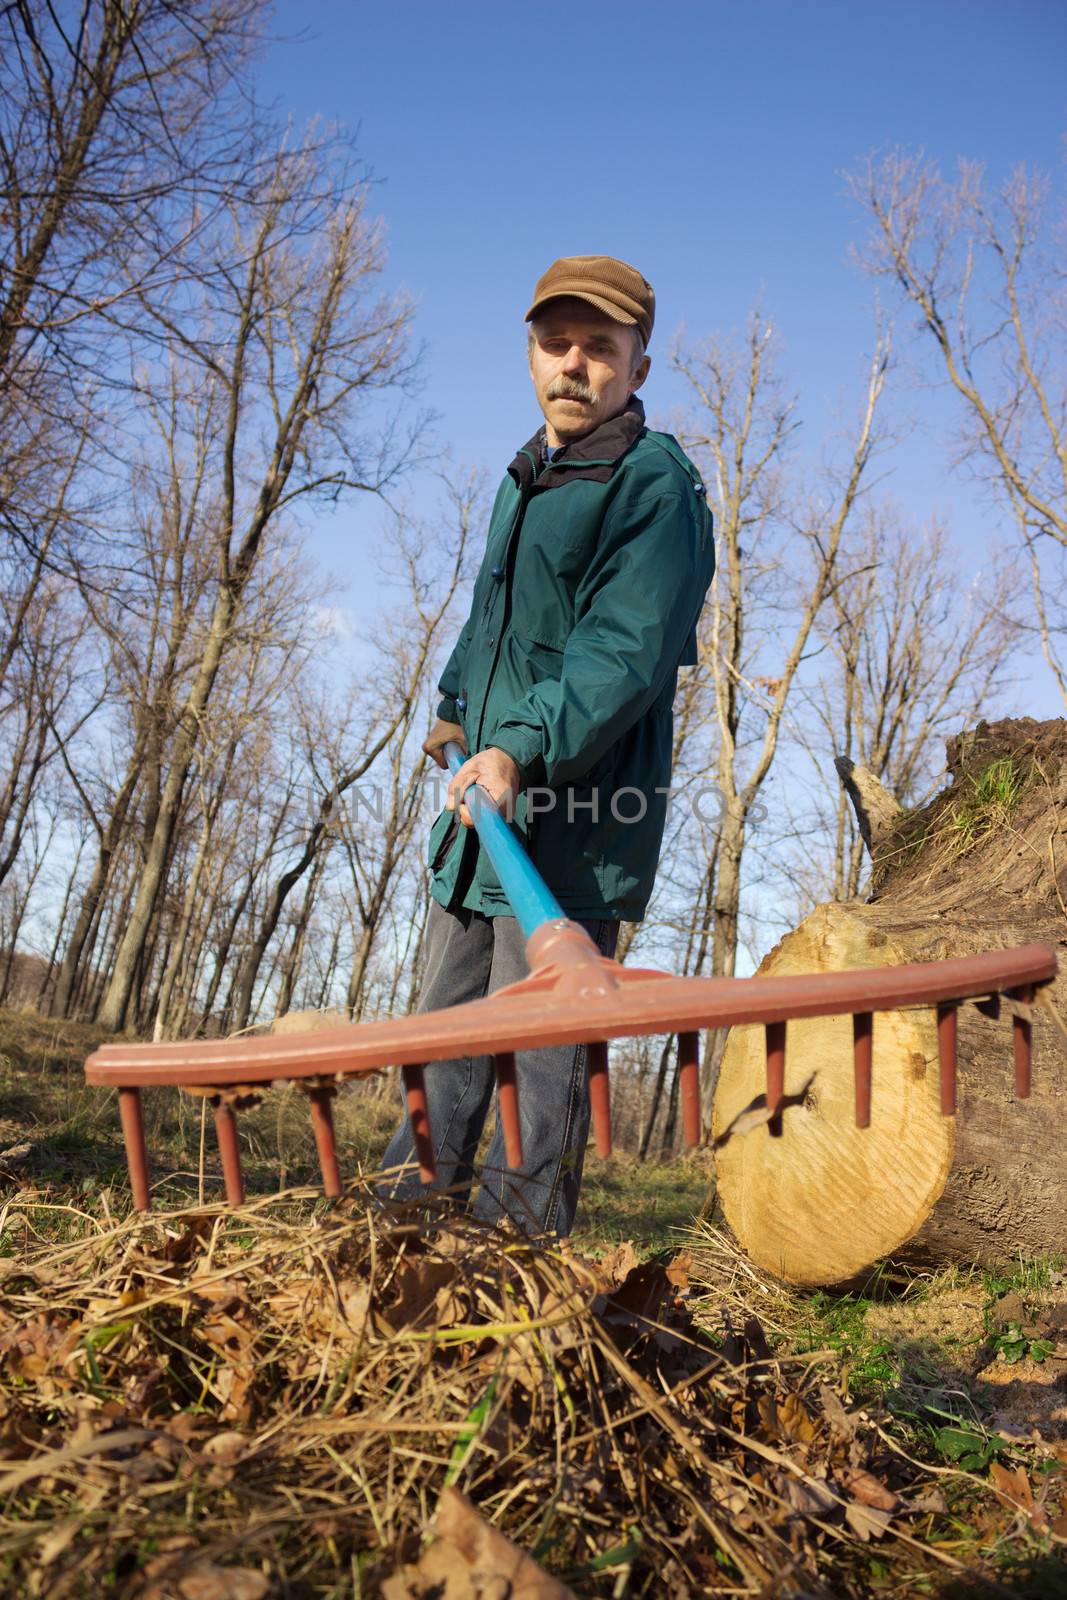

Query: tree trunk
[229,821,327,1032]
[639,1035,675,1160]
[153,785,227,1040]
[712,716,1067,1285]
[317,921,341,1011]
[51,754,144,1017]
[275,847,327,1019]
[42,832,88,1006]
[203,875,256,1031]
[96,614,229,1030]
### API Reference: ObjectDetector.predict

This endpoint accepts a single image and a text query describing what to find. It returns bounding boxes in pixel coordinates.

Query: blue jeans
[378,900,619,1236]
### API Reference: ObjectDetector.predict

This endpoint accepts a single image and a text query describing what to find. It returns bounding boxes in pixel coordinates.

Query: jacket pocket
[513,630,567,671]
[427,807,458,871]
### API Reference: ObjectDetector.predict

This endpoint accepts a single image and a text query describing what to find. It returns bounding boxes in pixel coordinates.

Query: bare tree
[226,683,408,1033]
[676,320,887,968]
[0,0,298,1022]
[0,0,268,614]
[325,484,479,1023]
[96,137,420,1030]
[0,0,260,360]
[47,363,222,1018]
[150,637,284,1040]
[672,315,888,1103]
[0,576,98,892]
[847,149,1067,701]
[788,507,1022,908]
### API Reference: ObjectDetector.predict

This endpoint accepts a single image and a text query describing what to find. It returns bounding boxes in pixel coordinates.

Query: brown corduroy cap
[525,255,655,348]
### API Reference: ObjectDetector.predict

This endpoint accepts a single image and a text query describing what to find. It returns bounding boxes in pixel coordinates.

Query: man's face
[528,299,651,446]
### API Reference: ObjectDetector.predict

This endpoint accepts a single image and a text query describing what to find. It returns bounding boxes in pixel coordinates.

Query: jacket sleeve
[491,489,713,787]
[435,612,475,723]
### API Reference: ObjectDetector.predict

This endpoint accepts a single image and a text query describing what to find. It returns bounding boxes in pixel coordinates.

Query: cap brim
[524,288,639,327]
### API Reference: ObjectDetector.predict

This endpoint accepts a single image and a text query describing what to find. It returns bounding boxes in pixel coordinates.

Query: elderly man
[380,254,715,1235]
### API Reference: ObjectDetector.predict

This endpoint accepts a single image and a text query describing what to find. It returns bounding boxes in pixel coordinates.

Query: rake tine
[493,1052,523,1168]
[853,1012,873,1128]
[587,1041,612,1157]
[1013,986,1033,1098]
[937,1002,958,1116]
[401,1063,436,1182]
[678,1031,701,1147]
[766,1021,786,1138]
[118,1088,151,1211]
[308,1085,342,1198]
[213,1099,245,1206]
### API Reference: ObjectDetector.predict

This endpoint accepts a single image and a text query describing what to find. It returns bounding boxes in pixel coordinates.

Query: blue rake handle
[442,741,618,1162]
[443,741,564,942]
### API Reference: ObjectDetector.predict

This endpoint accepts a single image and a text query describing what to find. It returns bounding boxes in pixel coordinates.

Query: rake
[85,742,1058,1209]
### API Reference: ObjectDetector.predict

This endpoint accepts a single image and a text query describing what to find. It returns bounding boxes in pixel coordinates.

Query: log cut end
[712,905,952,1286]
[714,717,1067,1285]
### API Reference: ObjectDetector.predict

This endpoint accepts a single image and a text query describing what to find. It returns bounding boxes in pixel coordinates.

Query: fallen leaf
[741,1316,773,1362]
[845,1502,893,1541]
[990,1291,1029,1332]
[818,1384,860,1440]
[382,1486,575,1599]
[990,1460,1033,1510]
[598,1241,640,1288]
[599,1260,672,1324]
[909,1484,948,1515]
[200,1431,252,1464]
[379,1259,461,1331]
[381,1540,474,1600]
[665,1251,692,1290]
[162,1218,213,1266]
[164,1413,205,1444]
[177,1563,269,1600]
[140,1555,269,1600]
[776,1393,817,1446]
[782,1475,838,1517]
[841,1467,898,1511]
[990,1460,1047,1532]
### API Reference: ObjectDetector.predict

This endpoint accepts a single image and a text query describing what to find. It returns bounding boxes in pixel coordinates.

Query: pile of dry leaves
[0,1190,1060,1597]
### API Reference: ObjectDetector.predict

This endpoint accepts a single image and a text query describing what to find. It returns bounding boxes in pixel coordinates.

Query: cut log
[713,717,1067,1286]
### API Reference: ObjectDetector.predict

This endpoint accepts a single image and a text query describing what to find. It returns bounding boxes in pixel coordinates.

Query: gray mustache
[547,378,600,404]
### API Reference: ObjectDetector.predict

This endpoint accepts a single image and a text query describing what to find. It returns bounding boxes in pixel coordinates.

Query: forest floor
[1,1006,1065,1598]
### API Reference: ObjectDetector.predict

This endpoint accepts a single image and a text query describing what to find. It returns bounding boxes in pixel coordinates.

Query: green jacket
[429,398,715,922]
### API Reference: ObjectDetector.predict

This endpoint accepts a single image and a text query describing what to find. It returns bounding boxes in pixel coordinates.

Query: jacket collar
[508,396,646,491]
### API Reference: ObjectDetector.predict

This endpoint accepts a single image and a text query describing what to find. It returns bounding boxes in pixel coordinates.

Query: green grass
[793,1288,902,1401]
[948,755,1028,849]
[0,1005,713,1258]
[879,754,1035,885]
[572,1150,713,1255]
[0,1004,400,1230]
[774,1258,1067,1488]
[981,1256,1063,1298]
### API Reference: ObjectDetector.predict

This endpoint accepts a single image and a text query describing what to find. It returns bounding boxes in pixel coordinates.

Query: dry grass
[0,1191,1063,1597]
[2,1009,1066,1596]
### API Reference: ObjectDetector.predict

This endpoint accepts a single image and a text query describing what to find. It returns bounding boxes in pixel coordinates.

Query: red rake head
[84,924,1057,1210]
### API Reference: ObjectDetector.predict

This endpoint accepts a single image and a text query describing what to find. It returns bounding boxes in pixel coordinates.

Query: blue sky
[259,0,1065,704]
